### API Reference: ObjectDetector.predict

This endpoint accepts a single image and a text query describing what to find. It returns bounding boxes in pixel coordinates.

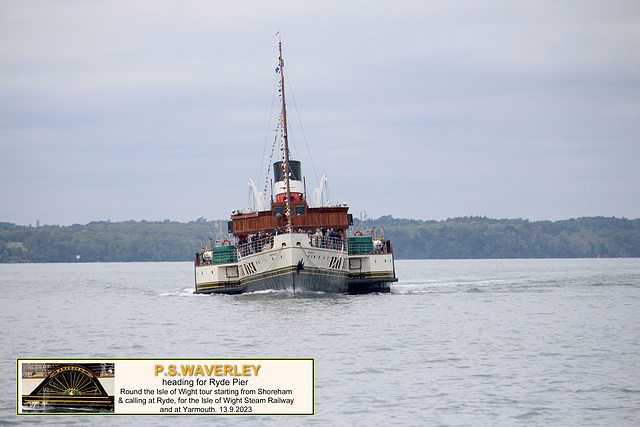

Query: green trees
[0,219,230,263]
[359,216,640,259]
[1,216,639,262]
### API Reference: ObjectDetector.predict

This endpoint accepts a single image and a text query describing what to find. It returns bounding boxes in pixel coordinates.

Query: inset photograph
[21,362,115,413]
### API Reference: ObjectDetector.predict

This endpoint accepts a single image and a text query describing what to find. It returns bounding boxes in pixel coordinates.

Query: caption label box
[18,358,314,416]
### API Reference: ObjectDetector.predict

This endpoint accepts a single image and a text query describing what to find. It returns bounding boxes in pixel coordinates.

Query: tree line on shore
[1,216,638,263]
[367,215,640,259]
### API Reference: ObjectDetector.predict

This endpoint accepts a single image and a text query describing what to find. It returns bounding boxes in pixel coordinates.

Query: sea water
[1,259,639,426]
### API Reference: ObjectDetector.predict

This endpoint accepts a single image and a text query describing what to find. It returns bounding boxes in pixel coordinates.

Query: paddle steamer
[194,39,397,295]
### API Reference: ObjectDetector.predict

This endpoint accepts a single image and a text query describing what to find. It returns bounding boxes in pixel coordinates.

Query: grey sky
[1,1,639,226]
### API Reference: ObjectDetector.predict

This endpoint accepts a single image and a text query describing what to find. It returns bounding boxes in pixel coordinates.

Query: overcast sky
[1,1,639,226]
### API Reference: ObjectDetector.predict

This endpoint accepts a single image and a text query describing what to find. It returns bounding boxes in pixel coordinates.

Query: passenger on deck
[313,228,322,248]
[328,228,340,249]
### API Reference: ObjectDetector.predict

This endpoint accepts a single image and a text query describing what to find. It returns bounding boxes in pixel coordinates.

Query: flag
[275,58,284,73]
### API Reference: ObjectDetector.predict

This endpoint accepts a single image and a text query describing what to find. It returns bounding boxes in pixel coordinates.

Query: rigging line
[287,124,301,160]
[283,68,320,188]
[300,237,347,270]
[263,134,278,197]
[299,243,320,269]
[258,76,280,191]
[297,240,315,270]
[247,242,284,273]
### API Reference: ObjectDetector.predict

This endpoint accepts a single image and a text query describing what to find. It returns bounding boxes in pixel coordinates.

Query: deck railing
[236,233,347,257]
[196,245,238,266]
[347,236,392,255]
[197,233,392,265]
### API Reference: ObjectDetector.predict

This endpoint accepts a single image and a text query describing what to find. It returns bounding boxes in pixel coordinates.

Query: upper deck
[230,200,351,236]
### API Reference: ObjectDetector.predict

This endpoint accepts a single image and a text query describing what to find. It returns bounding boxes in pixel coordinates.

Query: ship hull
[195,233,396,295]
[241,264,348,293]
[196,233,349,294]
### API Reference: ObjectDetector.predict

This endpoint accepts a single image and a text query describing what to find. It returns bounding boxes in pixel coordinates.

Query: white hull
[195,233,395,294]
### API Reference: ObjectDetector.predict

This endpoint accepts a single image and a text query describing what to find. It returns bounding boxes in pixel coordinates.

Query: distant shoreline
[2,216,639,263]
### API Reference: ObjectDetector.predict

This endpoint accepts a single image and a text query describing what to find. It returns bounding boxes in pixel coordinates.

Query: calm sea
[2,259,639,426]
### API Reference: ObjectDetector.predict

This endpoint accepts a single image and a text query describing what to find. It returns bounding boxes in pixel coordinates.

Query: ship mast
[278,38,292,232]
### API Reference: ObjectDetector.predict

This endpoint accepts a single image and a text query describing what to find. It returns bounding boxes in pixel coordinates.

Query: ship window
[273,206,284,216]
[295,205,306,215]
